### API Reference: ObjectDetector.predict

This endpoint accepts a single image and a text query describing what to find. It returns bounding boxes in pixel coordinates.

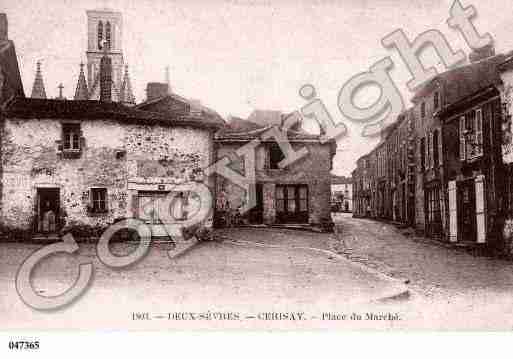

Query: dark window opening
[420,138,426,171]
[105,22,111,50]
[434,91,439,109]
[421,102,426,118]
[433,129,439,166]
[91,188,107,213]
[269,142,285,169]
[97,21,104,50]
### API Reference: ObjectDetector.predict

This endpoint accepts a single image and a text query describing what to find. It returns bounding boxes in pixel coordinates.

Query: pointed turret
[119,64,135,105]
[165,66,172,94]
[30,61,47,99]
[74,63,88,100]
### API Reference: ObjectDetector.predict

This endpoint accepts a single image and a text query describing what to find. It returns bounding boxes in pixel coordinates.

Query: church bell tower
[85,8,133,103]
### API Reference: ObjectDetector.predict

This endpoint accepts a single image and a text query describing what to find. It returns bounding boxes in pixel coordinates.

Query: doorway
[36,188,60,233]
[457,180,477,242]
[248,183,264,224]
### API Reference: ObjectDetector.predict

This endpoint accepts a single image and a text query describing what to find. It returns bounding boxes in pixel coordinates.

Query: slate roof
[3,97,224,129]
[136,93,225,127]
[215,116,324,142]
[412,54,508,105]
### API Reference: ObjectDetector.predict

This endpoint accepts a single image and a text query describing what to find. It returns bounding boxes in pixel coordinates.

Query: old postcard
[2,0,513,343]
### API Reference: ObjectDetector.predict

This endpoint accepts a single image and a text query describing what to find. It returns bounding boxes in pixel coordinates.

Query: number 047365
[8,341,40,350]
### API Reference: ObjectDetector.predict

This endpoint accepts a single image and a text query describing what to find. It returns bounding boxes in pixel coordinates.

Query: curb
[167,237,201,259]
[219,235,412,304]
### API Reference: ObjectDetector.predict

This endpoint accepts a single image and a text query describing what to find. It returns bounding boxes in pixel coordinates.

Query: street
[4,216,513,329]
[333,212,513,329]
[0,229,407,330]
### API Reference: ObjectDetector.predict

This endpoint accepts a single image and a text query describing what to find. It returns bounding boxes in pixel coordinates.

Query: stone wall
[0,117,213,232]
[215,141,333,226]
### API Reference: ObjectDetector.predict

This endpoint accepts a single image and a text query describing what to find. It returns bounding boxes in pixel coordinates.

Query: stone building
[214,115,336,230]
[0,16,223,238]
[351,46,513,255]
[352,111,416,225]
[437,54,506,249]
[352,154,371,217]
[410,66,446,236]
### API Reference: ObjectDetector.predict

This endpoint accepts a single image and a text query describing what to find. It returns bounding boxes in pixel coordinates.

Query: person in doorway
[42,201,56,233]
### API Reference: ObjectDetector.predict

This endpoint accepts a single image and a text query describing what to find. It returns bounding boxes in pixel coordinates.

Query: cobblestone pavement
[333,213,513,329]
[0,233,405,330]
[333,213,513,297]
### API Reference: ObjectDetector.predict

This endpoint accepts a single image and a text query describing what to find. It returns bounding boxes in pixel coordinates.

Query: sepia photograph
[2,0,513,351]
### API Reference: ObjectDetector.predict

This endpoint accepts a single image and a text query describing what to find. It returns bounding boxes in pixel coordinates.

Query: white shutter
[459,116,466,161]
[425,134,429,169]
[475,108,483,156]
[440,190,446,231]
[429,132,434,169]
[475,175,486,243]
[438,129,443,165]
[448,180,458,242]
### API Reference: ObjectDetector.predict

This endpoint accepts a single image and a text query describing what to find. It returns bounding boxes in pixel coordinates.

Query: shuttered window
[420,138,426,171]
[428,133,433,168]
[459,116,466,161]
[433,129,439,167]
[475,108,483,156]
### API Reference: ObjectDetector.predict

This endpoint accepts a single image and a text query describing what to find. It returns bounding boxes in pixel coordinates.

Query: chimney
[0,14,7,41]
[146,82,169,101]
[469,44,495,63]
[99,54,112,102]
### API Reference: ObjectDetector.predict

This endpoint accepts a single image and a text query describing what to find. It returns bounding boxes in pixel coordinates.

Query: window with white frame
[90,188,107,214]
[62,123,81,151]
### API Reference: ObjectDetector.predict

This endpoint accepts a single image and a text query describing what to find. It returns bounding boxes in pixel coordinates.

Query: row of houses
[352,44,513,256]
[0,11,336,240]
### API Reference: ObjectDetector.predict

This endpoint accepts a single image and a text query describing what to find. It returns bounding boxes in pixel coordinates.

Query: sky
[3,0,513,176]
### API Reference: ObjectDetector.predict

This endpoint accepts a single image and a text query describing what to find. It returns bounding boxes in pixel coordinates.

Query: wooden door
[458,180,477,242]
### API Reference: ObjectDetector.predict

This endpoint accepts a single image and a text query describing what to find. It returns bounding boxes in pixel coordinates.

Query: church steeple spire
[74,62,89,100]
[120,64,135,105]
[30,61,47,99]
